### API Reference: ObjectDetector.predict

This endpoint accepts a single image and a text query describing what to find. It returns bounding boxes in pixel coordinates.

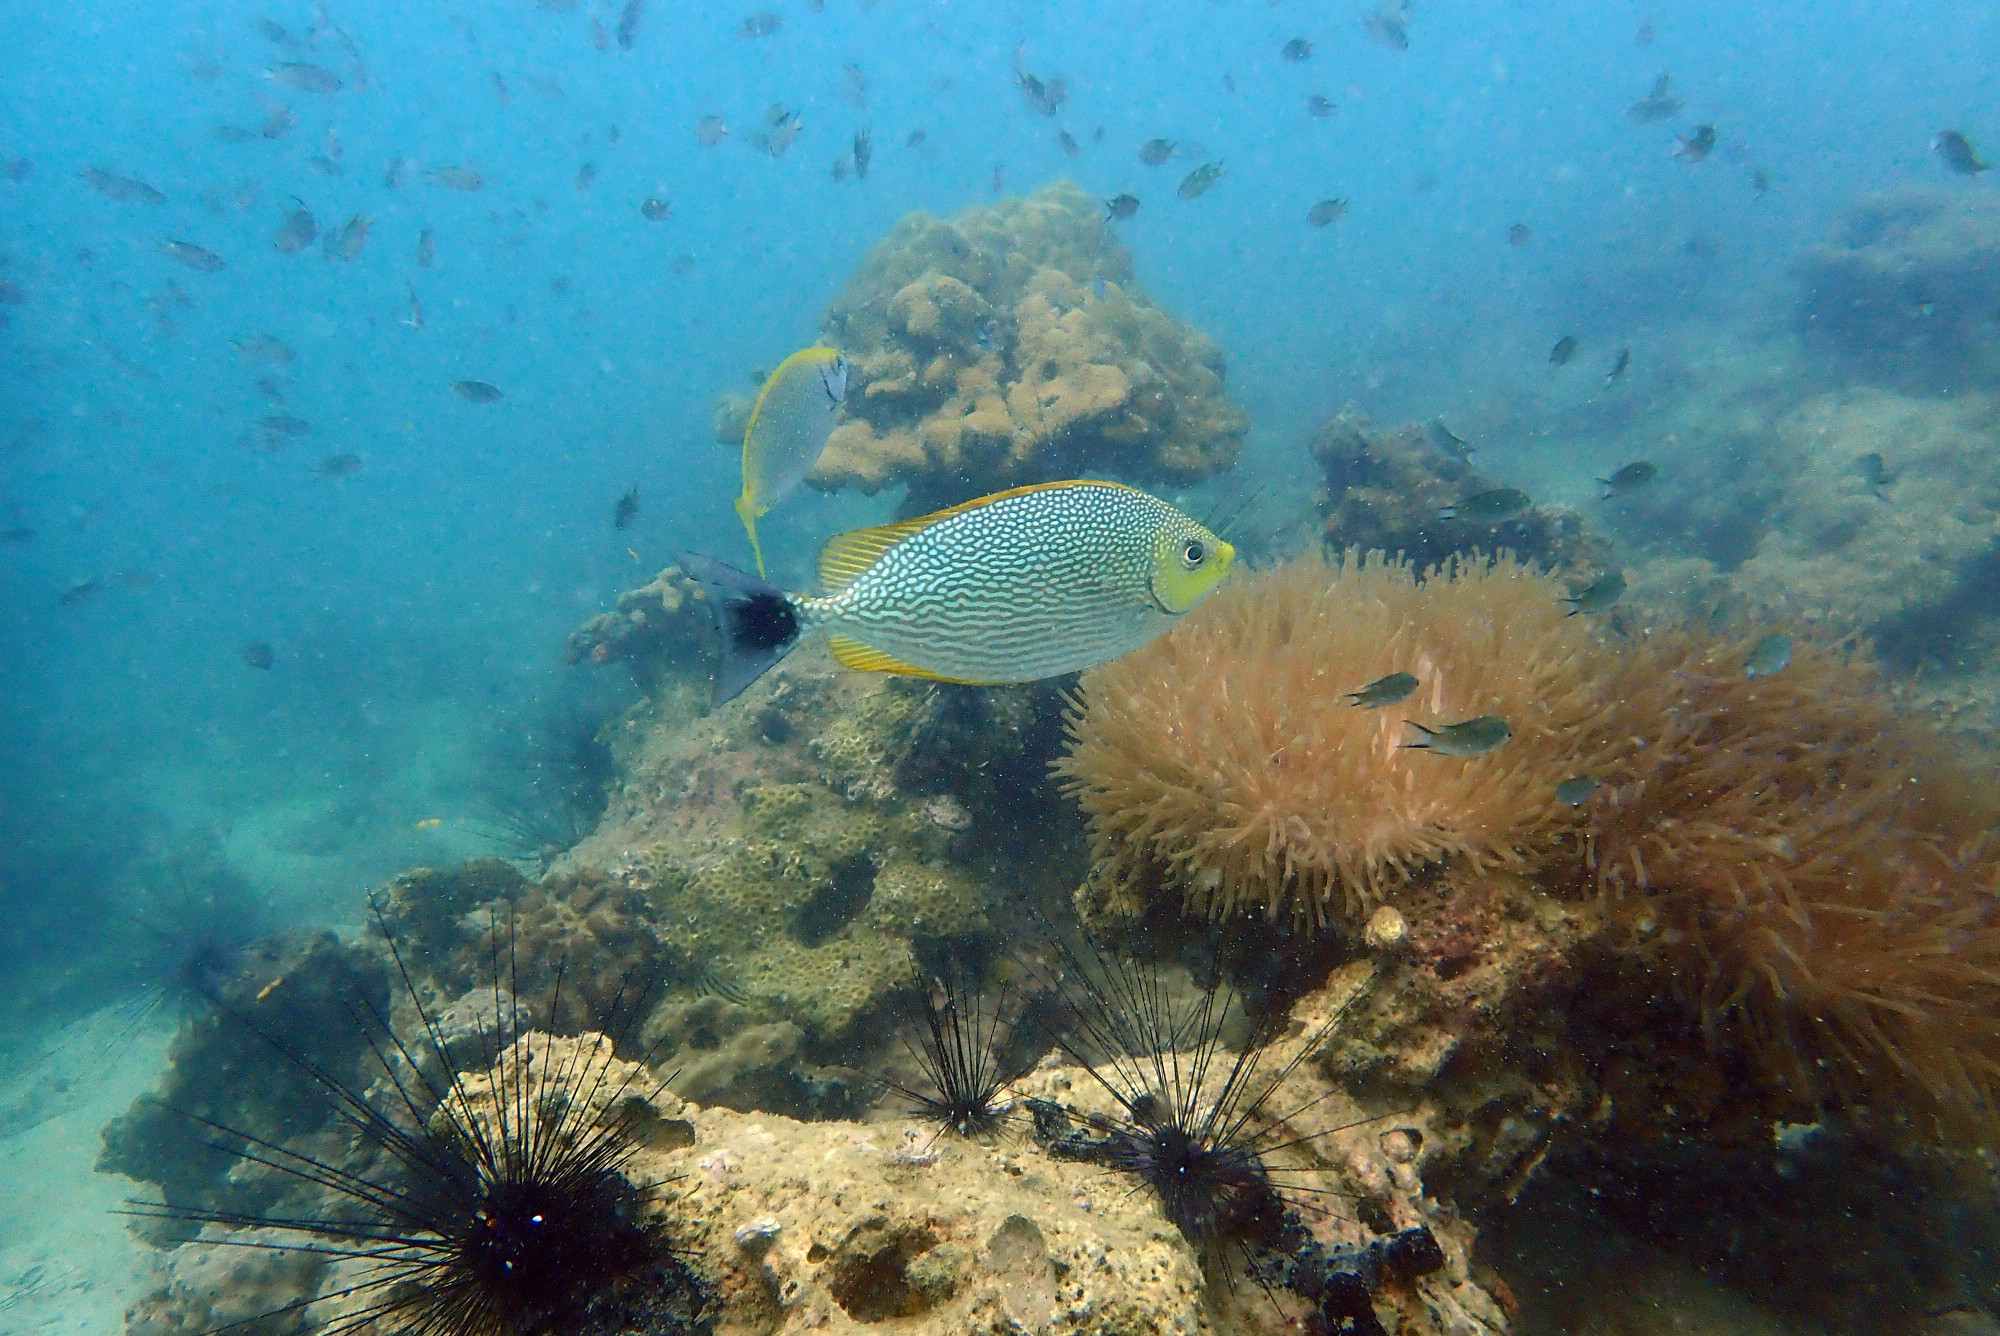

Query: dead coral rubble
[718,181,1248,514]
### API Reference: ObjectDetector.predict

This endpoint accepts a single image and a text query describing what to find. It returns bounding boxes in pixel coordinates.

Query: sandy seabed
[0,1005,175,1335]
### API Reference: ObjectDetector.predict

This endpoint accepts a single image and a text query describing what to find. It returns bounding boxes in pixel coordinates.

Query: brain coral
[738,180,1248,514]
[1057,549,1621,927]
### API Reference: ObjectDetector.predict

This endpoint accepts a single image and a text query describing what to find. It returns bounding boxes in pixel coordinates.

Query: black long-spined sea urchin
[1024,934,1335,1252]
[874,961,1022,1140]
[1021,932,1444,1333]
[123,906,714,1336]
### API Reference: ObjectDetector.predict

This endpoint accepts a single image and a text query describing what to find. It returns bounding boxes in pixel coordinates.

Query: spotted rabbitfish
[735,346,848,576]
[681,480,1235,702]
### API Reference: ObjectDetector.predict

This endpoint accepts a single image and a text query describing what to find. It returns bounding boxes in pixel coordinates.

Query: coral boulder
[734,181,1248,514]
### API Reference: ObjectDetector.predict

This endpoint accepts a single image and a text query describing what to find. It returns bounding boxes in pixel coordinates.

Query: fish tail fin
[1399,722,1436,750]
[733,494,767,578]
[676,552,803,703]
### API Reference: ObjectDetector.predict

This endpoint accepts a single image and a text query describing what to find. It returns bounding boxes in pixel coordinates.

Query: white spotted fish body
[678,480,1234,701]
[807,481,1233,683]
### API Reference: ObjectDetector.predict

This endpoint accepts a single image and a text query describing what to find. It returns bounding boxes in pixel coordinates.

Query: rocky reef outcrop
[1796,185,2000,389]
[1308,407,1608,579]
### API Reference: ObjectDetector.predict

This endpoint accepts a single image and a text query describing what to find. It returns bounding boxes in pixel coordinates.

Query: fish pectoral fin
[827,634,972,683]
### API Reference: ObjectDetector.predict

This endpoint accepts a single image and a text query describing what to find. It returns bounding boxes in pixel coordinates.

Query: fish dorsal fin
[828,634,977,683]
[816,479,1134,593]
[817,516,936,593]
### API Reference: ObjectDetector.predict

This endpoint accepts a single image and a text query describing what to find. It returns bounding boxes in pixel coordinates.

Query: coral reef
[1593,379,2000,750]
[1059,550,1622,928]
[97,928,390,1239]
[717,181,1248,514]
[567,629,1070,1059]
[1309,407,1608,577]
[621,772,985,1045]
[1062,542,2000,1141]
[124,1018,715,1336]
[1796,185,2000,388]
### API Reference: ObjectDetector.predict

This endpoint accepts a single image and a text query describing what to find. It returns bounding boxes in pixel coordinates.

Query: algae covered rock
[721,181,1247,514]
[97,928,391,1239]
[1309,406,1608,577]
[625,770,984,1046]
[1797,185,2000,388]
[1731,388,2000,642]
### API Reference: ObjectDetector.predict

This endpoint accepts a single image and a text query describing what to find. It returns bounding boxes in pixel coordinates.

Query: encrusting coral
[715,181,1248,515]
[1059,549,1622,928]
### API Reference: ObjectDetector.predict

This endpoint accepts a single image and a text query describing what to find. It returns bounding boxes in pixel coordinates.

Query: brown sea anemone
[1056,549,1623,927]
[1579,629,2000,1132]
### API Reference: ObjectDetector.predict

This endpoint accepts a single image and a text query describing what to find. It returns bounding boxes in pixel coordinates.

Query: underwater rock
[1731,388,2000,653]
[616,769,982,1047]
[556,540,1075,1103]
[1309,406,1607,576]
[97,928,389,1239]
[120,992,1502,1336]
[126,1227,328,1335]
[563,563,711,696]
[122,1028,716,1336]
[654,1005,1498,1336]
[563,637,1070,1062]
[718,181,1248,515]
[1796,186,2000,388]
[1541,1122,2000,1336]
[372,856,528,944]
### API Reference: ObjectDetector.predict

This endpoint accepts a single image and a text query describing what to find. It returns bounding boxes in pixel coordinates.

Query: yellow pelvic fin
[817,479,1138,593]
[734,492,768,578]
[827,634,978,683]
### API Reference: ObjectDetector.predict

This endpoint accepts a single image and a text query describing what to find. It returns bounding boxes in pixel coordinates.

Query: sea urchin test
[735,345,848,576]
[681,480,1234,702]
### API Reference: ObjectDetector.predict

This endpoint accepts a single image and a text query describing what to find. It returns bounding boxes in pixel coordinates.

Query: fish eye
[1182,539,1206,567]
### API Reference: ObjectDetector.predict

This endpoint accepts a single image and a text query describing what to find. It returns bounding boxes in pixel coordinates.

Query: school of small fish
[8,0,1940,804]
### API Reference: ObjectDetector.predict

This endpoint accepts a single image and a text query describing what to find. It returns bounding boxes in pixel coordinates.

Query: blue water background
[1,0,1996,1010]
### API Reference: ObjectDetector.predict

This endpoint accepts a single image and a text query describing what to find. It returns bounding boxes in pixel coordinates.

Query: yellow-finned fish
[735,346,848,575]
[681,480,1234,703]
